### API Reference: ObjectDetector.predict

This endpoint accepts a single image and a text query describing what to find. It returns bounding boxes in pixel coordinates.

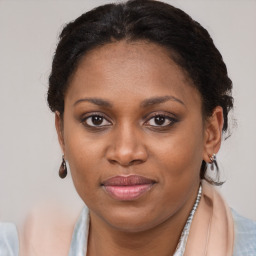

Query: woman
[1,0,255,255]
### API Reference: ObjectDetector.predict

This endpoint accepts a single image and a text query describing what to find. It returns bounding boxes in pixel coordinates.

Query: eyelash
[80,112,178,129]
[81,112,111,128]
[144,113,177,128]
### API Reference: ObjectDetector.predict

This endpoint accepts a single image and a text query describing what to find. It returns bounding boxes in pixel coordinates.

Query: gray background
[0,0,255,225]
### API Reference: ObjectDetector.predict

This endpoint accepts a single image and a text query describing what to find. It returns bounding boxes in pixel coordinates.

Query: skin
[56,41,223,256]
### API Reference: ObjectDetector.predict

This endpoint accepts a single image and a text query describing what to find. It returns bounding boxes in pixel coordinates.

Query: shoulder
[232,209,256,256]
[0,222,19,256]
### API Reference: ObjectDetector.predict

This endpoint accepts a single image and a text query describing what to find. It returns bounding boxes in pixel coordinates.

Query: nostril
[108,158,144,166]
[109,159,117,165]
[130,159,144,165]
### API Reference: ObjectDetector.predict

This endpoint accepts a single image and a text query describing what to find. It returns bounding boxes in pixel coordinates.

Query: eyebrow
[140,95,185,107]
[73,95,185,108]
[73,98,113,107]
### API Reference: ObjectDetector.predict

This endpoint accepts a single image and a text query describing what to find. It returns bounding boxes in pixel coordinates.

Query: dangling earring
[59,155,67,178]
[209,153,218,171]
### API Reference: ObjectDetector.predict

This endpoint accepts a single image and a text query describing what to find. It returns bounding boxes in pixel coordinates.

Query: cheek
[64,115,105,164]
[63,125,106,201]
[147,127,204,214]
[154,121,204,182]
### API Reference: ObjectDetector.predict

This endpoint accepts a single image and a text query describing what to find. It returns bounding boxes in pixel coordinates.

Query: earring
[59,155,67,178]
[209,153,218,171]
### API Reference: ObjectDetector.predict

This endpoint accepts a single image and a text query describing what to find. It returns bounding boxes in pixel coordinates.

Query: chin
[107,218,155,233]
[95,204,168,233]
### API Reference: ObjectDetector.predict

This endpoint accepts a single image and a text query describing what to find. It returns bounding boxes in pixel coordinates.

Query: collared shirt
[0,223,19,256]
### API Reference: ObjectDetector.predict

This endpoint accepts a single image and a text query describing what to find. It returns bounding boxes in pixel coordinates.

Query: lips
[102,175,155,201]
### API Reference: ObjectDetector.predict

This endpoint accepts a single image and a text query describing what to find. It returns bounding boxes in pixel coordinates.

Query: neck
[88,214,180,256]
[87,185,199,256]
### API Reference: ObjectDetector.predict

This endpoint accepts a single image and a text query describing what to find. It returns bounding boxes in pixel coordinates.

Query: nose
[106,124,148,166]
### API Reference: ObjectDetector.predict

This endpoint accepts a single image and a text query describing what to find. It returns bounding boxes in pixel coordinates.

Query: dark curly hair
[47,0,233,184]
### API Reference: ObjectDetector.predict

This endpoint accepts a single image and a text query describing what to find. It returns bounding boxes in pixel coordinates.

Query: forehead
[66,40,201,108]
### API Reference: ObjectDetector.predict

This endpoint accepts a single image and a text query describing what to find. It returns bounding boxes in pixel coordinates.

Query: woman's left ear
[203,106,224,162]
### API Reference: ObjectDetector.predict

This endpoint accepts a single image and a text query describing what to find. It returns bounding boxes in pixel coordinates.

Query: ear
[203,106,224,163]
[55,112,65,154]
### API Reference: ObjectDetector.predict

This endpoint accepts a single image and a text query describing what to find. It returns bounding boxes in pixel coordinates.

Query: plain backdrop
[0,0,255,226]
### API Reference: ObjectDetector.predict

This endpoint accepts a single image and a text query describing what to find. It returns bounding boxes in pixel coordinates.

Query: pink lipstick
[102,175,155,201]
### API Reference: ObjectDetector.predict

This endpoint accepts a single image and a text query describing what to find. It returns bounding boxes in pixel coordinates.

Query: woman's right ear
[55,111,65,153]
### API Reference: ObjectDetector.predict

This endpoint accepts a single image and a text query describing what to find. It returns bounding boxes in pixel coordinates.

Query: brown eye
[147,115,175,127]
[84,115,111,127]
[154,116,166,125]
[92,116,103,125]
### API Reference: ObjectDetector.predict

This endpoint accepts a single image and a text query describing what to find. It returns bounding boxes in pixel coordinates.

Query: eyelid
[80,112,112,126]
[79,111,178,128]
[143,112,178,127]
[144,111,177,121]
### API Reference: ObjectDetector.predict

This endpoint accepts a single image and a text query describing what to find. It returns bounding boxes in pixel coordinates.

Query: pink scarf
[185,181,234,256]
[20,181,234,256]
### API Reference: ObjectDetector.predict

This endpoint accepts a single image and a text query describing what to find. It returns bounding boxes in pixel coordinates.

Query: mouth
[101,175,156,201]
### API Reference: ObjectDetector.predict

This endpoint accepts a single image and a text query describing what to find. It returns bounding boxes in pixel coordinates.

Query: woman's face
[58,41,214,232]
